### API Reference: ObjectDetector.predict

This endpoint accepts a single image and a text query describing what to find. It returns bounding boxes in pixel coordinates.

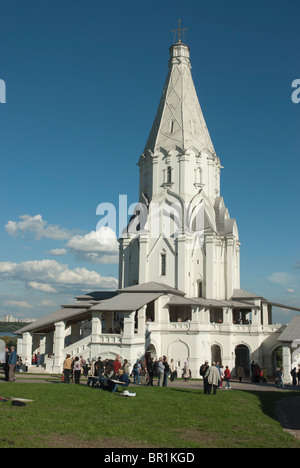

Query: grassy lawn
[0,381,299,448]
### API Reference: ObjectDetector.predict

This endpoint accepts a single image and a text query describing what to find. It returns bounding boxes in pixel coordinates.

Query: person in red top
[113,355,122,374]
[224,366,231,389]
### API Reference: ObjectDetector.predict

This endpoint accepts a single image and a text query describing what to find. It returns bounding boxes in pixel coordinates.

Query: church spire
[144,35,215,156]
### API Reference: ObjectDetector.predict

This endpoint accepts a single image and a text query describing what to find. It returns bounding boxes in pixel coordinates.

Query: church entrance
[235,345,250,376]
[145,344,157,362]
[211,344,222,365]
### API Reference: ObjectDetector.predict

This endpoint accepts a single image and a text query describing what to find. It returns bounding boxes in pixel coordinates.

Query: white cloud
[66,227,119,264]
[267,272,299,289]
[0,259,118,291]
[4,300,32,309]
[28,282,57,293]
[5,214,72,241]
[46,248,67,257]
[39,300,57,307]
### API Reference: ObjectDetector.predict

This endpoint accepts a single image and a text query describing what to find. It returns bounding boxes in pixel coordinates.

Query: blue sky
[0,0,299,324]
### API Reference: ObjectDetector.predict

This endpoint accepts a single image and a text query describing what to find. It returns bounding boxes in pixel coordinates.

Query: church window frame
[169,120,175,134]
[167,166,172,184]
[160,251,166,277]
[198,281,203,298]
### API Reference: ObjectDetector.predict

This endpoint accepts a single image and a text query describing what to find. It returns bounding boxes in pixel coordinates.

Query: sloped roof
[92,292,163,312]
[168,295,199,306]
[16,307,89,335]
[118,282,185,296]
[277,316,300,343]
[168,295,257,309]
[192,297,257,309]
[231,289,266,301]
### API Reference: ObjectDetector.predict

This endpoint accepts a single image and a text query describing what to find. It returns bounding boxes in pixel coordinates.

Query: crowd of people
[2,345,300,393]
[62,354,191,389]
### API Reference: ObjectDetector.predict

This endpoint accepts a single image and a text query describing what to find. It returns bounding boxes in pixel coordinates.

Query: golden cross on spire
[171,19,188,44]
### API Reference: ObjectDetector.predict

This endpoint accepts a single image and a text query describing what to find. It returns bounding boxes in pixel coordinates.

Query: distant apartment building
[1,315,36,324]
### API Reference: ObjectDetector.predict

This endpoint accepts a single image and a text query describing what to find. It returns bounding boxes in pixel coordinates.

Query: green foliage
[0,383,299,448]
[0,336,17,347]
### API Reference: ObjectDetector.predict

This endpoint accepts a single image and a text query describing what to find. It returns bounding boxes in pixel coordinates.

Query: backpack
[200,365,206,376]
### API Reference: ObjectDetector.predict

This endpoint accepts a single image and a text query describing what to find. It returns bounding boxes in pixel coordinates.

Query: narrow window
[167,166,172,183]
[198,281,203,298]
[169,120,175,134]
[161,253,166,276]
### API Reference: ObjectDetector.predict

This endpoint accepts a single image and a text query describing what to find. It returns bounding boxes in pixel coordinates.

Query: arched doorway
[235,344,250,376]
[272,346,283,376]
[211,344,222,365]
[145,344,157,363]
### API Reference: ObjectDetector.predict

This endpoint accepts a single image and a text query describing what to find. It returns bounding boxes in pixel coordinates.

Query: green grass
[0,382,299,448]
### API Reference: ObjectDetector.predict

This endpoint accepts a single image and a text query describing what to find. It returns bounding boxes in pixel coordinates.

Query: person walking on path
[163,356,169,387]
[63,354,72,384]
[291,367,297,386]
[277,367,285,389]
[147,358,154,386]
[182,362,190,382]
[3,346,10,382]
[133,361,141,385]
[8,347,17,382]
[73,357,81,384]
[200,361,209,394]
[170,359,176,382]
[204,362,220,395]
[157,357,165,387]
[224,366,231,389]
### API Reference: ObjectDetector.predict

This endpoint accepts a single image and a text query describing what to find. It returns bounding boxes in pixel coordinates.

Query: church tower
[119,36,240,300]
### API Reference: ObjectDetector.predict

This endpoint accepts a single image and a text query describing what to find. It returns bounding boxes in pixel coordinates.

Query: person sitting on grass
[111,369,130,393]
[99,364,115,390]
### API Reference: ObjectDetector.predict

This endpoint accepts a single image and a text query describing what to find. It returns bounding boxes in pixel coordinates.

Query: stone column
[53,321,66,373]
[178,152,189,196]
[261,302,269,326]
[176,231,186,293]
[137,305,147,336]
[223,307,232,325]
[151,154,159,197]
[282,343,292,384]
[138,232,149,284]
[91,312,102,358]
[22,332,33,367]
[123,311,136,338]
[205,232,215,299]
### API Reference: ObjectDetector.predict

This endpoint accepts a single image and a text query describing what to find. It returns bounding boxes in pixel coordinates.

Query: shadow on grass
[167,384,300,431]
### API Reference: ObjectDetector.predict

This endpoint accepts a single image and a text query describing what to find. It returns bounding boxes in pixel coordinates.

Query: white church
[17,35,300,382]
